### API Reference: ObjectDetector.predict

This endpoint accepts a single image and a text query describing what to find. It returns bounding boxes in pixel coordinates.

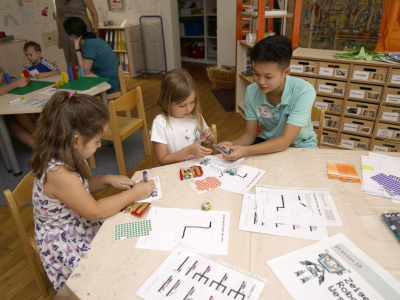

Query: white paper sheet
[239,194,328,240]
[194,156,266,195]
[136,207,230,255]
[195,155,245,172]
[136,244,266,300]
[267,233,400,300]
[255,186,343,227]
[10,96,48,109]
[38,87,97,95]
[136,176,162,202]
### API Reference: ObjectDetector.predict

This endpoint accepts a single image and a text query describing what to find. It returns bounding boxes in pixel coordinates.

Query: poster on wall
[108,0,124,12]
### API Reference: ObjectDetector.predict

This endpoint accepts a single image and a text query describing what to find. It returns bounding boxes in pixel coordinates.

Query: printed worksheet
[194,157,266,195]
[136,207,230,255]
[10,97,49,109]
[267,233,400,300]
[136,244,266,300]
[239,194,328,240]
[255,186,343,227]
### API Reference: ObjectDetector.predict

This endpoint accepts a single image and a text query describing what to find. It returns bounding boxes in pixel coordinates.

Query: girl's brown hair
[29,92,109,181]
[157,69,203,130]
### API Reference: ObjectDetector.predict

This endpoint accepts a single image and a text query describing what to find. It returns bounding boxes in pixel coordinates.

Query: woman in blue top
[63,17,120,93]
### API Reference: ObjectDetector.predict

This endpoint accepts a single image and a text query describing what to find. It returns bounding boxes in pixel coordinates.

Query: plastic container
[184,21,204,36]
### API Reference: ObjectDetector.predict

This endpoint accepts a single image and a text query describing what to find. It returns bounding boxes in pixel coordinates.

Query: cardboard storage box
[372,139,400,152]
[316,79,346,98]
[339,133,371,150]
[388,68,400,86]
[351,65,388,83]
[375,123,400,140]
[318,61,350,79]
[344,101,379,119]
[322,114,341,130]
[347,83,383,102]
[384,87,400,105]
[314,96,343,115]
[342,117,375,136]
[290,59,319,75]
[378,106,400,123]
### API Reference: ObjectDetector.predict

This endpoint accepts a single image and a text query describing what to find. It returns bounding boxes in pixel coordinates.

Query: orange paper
[327,161,361,183]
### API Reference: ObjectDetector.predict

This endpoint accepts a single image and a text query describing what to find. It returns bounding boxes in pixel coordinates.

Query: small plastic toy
[180,166,203,180]
[202,201,211,211]
[121,202,151,216]
[54,83,60,88]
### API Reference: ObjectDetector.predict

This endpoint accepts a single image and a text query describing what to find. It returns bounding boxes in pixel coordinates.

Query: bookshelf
[179,0,218,64]
[98,25,133,78]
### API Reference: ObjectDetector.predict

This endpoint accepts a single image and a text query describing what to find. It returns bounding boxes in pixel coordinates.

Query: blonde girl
[151,69,215,165]
[29,92,154,291]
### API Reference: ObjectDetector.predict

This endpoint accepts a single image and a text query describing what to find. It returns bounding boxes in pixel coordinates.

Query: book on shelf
[241,71,253,78]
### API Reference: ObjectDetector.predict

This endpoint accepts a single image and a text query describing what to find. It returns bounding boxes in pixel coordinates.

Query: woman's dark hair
[251,35,293,71]
[63,17,96,39]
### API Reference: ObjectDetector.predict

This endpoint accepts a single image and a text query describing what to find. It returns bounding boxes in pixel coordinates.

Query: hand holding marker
[144,171,157,197]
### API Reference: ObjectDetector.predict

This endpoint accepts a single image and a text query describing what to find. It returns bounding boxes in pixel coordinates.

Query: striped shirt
[27,57,57,73]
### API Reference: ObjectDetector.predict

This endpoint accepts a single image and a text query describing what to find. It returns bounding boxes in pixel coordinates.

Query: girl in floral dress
[29,92,155,291]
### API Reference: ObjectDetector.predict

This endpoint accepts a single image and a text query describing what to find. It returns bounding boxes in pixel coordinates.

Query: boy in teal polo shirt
[217,35,317,160]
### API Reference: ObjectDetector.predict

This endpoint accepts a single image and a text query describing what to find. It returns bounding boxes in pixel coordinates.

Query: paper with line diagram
[136,244,266,300]
[256,186,343,227]
[136,207,230,255]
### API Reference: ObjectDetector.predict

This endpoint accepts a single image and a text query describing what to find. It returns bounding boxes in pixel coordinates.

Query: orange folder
[328,161,361,183]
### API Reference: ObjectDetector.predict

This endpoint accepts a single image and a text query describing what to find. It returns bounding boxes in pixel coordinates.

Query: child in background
[151,69,214,165]
[29,92,155,291]
[23,41,60,79]
[63,17,120,94]
[0,68,35,148]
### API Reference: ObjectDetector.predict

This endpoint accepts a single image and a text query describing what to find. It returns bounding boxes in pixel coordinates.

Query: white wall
[217,0,236,66]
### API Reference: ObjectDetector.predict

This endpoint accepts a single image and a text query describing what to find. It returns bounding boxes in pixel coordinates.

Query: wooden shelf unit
[235,44,400,151]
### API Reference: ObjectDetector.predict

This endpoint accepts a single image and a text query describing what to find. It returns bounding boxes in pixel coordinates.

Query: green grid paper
[114,220,152,241]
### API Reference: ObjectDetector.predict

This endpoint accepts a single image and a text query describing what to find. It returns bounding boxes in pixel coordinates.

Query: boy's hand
[189,139,213,158]
[0,73,4,83]
[202,129,214,144]
[15,78,29,88]
[217,144,246,161]
[74,36,82,49]
[133,180,155,200]
[109,175,136,190]
[35,73,46,79]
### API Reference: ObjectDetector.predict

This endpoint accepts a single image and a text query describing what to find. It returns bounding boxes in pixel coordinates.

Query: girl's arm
[84,0,99,34]
[153,140,212,166]
[74,37,94,74]
[35,69,61,79]
[88,175,136,193]
[44,166,155,220]
[0,78,28,96]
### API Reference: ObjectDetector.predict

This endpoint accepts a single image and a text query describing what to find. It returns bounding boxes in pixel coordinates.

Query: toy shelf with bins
[235,45,400,151]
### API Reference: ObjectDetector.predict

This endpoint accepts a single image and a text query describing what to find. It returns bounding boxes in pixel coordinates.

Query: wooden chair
[3,172,57,299]
[150,124,218,167]
[90,87,152,176]
[311,106,326,148]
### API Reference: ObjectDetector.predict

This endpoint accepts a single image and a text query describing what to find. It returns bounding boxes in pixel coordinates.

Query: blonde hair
[29,92,109,181]
[157,69,203,130]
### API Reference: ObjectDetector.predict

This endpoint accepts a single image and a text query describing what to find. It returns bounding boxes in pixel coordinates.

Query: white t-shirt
[151,114,209,160]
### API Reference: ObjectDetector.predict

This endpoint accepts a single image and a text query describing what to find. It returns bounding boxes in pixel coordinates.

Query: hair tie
[68,92,74,99]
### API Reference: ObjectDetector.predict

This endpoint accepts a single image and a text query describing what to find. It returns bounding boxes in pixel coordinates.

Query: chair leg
[88,155,96,169]
[0,136,12,172]
[114,138,127,176]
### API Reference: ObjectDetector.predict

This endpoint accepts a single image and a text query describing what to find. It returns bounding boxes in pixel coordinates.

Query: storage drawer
[372,139,400,152]
[388,68,400,85]
[342,117,374,136]
[339,133,371,150]
[375,123,400,140]
[316,79,346,98]
[348,83,383,102]
[322,114,340,130]
[318,61,350,78]
[351,65,388,83]
[290,59,319,75]
[314,96,343,114]
[322,130,338,145]
[344,101,379,119]
[378,106,400,123]
[384,87,400,105]
[294,76,317,89]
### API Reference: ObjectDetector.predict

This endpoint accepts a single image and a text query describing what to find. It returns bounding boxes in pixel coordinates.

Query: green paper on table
[61,77,109,91]
[114,220,152,241]
[8,80,55,95]
[334,47,385,62]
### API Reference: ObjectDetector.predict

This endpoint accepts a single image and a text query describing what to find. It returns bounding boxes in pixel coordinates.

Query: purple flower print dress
[32,160,103,291]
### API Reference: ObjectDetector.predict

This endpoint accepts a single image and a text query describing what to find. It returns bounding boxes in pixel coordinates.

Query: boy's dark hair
[23,41,41,52]
[63,17,96,39]
[251,35,292,71]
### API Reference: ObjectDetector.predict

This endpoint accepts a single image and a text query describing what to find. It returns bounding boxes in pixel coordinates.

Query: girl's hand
[109,175,136,190]
[202,129,214,144]
[74,36,82,49]
[189,139,213,158]
[218,144,246,160]
[133,180,155,199]
[218,141,234,148]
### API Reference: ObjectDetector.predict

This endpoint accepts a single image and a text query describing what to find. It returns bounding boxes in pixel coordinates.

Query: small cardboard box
[388,68,400,86]
[372,139,400,152]
[351,65,388,83]
[344,101,379,119]
[348,83,383,102]
[378,106,400,123]
[384,87,400,105]
[316,79,346,98]
[319,61,350,78]
[342,117,375,136]
[290,59,319,75]
[375,123,400,140]
[339,133,371,150]
[314,96,343,115]
[322,114,341,130]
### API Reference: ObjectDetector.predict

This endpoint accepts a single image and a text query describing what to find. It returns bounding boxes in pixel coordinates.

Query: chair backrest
[109,87,144,115]
[118,63,127,95]
[311,106,325,148]
[3,171,50,297]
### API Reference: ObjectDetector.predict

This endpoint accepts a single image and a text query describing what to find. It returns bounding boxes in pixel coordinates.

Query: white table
[63,148,400,299]
[0,74,110,175]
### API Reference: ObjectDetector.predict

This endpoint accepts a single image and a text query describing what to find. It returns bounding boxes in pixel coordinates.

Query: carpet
[211,88,235,112]
[0,131,145,206]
